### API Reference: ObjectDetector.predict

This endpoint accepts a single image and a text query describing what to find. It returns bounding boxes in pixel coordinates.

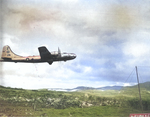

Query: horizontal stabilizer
[38,46,51,60]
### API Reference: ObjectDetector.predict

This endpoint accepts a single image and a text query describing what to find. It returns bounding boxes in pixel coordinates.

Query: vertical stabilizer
[1,45,21,59]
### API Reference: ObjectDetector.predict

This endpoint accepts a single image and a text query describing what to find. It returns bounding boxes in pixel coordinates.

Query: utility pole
[135,66,143,112]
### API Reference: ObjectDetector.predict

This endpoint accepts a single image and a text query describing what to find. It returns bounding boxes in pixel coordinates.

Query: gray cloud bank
[1,0,150,88]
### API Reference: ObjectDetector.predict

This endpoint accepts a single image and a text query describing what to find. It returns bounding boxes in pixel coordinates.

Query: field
[0,82,150,116]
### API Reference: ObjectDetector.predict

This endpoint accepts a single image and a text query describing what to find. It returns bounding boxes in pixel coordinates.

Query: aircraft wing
[38,46,52,60]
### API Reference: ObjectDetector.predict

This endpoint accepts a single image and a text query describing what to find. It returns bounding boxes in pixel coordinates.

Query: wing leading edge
[38,46,52,60]
[38,46,53,65]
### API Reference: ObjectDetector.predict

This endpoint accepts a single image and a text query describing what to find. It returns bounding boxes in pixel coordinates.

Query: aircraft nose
[71,53,76,59]
[73,54,76,59]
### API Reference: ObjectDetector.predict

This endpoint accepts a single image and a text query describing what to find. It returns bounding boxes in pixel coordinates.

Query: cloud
[104,5,141,30]
[1,1,150,89]
[2,6,63,36]
[123,42,150,58]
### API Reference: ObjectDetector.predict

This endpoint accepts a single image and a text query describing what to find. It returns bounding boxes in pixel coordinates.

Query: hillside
[0,82,150,116]
[47,82,150,92]
[125,82,150,91]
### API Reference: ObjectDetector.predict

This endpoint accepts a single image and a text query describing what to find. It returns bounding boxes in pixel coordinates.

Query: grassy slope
[0,99,144,117]
[0,83,150,116]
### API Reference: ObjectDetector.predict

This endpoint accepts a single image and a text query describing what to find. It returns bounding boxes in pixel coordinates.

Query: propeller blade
[58,47,61,57]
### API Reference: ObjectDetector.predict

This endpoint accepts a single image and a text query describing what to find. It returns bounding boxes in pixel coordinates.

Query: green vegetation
[0,83,150,116]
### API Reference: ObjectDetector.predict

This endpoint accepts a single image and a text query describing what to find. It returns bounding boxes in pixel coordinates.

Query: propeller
[58,47,61,58]
[57,47,64,66]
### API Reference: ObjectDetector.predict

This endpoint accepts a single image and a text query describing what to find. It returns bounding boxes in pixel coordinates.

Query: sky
[0,0,150,89]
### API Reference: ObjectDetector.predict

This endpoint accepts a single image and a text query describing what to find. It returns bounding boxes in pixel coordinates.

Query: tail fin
[1,45,21,59]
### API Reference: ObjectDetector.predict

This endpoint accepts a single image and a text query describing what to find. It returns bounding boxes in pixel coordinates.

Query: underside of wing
[38,46,52,60]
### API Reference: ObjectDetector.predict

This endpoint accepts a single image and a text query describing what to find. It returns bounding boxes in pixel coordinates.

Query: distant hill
[1,81,150,92]
[140,82,150,90]
[48,86,123,92]
[47,82,150,92]
[125,82,150,90]
[73,86,95,90]
[96,86,123,90]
